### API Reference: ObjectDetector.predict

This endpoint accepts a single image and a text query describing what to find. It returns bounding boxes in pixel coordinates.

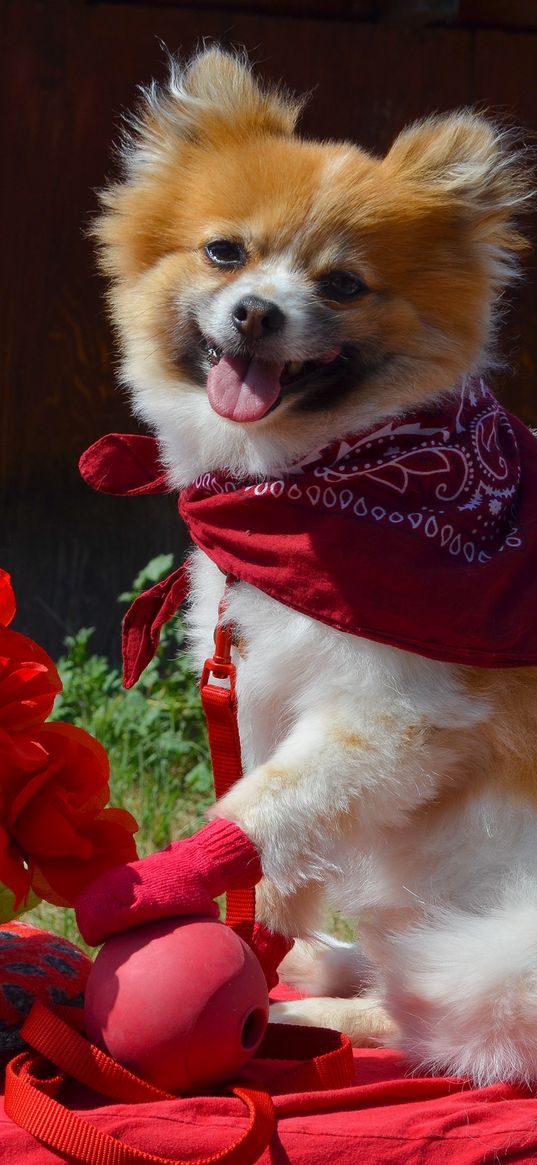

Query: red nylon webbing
[21,1002,170,1103]
[200,600,256,945]
[201,683,243,801]
[5,1005,276,1165]
[257,1023,354,1095]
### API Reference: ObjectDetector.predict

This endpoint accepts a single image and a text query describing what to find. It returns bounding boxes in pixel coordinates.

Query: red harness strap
[5,1005,276,1165]
[199,583,256,945]
[4,1003,353,1165]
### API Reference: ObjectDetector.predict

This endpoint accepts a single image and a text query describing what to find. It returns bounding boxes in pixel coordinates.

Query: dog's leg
[278,933,373,998]
[254,876,326,940]
[269,994,396,1046]
[214,702,439,935]
[271,932,395,1045]
[370,900,537,1085]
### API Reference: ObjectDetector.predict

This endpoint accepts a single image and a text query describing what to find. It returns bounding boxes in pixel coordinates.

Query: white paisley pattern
[194,380,523,565]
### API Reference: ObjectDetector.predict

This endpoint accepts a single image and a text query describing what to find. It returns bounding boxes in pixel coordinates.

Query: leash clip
[200,584,236,692]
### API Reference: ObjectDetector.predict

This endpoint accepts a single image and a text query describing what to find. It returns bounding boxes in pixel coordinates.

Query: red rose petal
[0,627,62,733]
[0,624,139,911]
[0,570,16,627]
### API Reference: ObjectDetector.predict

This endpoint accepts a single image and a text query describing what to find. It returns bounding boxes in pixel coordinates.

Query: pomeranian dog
[94,48,537,1085]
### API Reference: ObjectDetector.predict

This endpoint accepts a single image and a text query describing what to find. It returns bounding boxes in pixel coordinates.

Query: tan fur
[330,728,375,752]
[460,666,537,808]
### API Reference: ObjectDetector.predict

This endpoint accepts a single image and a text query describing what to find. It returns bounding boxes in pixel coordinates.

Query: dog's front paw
[214,768,334,896]
[211,775,255,829]
[279,935,371,998]
[270,994,396,1047]
[213,772,304,891]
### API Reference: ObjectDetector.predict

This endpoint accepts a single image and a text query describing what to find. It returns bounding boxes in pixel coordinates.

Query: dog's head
[95,48,530,485]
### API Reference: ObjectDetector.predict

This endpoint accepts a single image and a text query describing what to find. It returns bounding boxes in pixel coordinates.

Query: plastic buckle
[200,580,238,693]
[200,621,236,693]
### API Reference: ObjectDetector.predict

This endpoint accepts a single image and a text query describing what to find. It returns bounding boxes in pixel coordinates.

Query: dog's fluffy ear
[122,47,304,174]
[383,112,532,284]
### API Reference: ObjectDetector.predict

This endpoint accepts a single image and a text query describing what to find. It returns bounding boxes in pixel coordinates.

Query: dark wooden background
[2,0,537,660]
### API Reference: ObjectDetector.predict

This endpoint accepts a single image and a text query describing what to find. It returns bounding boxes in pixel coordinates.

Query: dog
[93,47,537,1085]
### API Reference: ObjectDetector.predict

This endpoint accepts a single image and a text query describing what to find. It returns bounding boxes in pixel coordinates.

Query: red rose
[0,570,139,916]
[0,625,62,734]
[0,721,138,907]
[0,570,16,627]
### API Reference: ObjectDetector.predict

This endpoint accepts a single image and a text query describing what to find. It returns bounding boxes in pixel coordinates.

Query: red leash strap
[5,1005,353,1164]
[258,1023,354,1095]
[200,583,256,944]
[5,1003,276,1165]
[18,1001,167,1103]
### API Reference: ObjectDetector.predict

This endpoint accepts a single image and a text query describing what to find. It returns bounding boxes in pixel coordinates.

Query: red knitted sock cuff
[76,819,262,946]
[192,819,263,895]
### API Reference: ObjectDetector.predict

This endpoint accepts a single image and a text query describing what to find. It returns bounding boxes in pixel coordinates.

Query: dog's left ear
[383,112,532,282]
[170,48,304,140]
[125,47,304,170]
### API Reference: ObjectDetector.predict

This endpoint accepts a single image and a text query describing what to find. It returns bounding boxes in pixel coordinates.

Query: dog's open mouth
[205,346,342,422]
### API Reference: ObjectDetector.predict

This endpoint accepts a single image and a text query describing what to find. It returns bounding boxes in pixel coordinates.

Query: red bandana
[80,381,537,687]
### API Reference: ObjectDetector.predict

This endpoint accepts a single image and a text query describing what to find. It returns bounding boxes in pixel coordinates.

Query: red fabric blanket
[3,988,537,1165]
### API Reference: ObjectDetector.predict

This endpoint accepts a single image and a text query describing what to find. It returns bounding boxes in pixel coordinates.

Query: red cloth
[80,380,537,687]
[3,1032,537,1163]
[0,922,91,1059]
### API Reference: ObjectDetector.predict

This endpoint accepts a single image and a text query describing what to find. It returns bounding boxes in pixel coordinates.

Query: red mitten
[76,818,262,946]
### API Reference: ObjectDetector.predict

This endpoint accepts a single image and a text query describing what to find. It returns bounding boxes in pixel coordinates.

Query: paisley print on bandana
[193,380,523,567]
[79,378,537,678]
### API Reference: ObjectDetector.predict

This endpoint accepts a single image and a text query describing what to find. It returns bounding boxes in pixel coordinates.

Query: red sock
[76,818,262,946]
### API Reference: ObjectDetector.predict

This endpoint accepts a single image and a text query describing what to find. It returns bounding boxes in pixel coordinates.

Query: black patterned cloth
[0,920,91,1059]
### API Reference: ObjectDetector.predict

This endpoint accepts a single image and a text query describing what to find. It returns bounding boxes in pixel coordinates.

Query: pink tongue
[207,354,285,422]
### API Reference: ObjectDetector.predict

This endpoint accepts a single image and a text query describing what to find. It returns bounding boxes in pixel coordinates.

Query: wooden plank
[377,0,537,30]
[458,1,537,31]
[236,17,470,150]
[473,29,537,425]
[0,0,199,656]
[90,0,537,31]
[94,0,377,18]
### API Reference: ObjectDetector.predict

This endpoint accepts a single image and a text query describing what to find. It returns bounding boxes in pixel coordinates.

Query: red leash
[5,1004,276,1165]
[199,582,256,945]
[5,1001,352,1163]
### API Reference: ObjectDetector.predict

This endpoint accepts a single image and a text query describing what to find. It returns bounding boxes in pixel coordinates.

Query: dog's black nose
[231,296,285,342]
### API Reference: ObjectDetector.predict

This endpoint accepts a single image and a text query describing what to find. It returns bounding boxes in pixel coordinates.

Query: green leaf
[0,885,41,924]
[119,554,175,604]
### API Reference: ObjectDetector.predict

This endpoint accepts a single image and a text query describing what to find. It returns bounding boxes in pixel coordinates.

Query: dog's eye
[317,271,368,301]
[204,240,246,268]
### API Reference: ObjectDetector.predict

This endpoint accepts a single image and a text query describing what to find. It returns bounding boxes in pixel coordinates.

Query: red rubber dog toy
[84,914,269,1093]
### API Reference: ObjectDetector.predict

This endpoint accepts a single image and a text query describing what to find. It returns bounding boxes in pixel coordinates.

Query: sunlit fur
[95,48,530,485]
[96,49,537,1086]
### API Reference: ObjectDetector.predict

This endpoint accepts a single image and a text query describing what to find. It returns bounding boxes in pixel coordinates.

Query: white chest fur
[184,547,491,905]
